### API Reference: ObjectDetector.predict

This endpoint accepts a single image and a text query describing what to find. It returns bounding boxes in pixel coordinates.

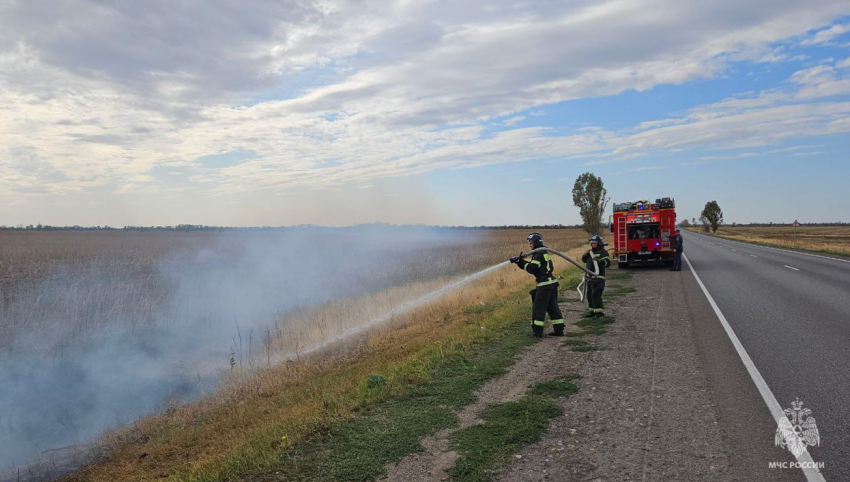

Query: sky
[1,0,849,227]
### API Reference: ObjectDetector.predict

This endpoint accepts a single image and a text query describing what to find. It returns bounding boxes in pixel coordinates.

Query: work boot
[594,312,605,318]
[548,324,564,337]
[532,325,544,338]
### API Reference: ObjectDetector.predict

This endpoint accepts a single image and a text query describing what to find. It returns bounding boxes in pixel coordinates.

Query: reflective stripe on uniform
[536,278,558,287]
[551,319,564,325]
[530,260,541,265]
[533,319,546,326]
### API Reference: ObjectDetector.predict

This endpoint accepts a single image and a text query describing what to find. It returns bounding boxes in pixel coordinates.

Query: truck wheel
[618,262,630,269]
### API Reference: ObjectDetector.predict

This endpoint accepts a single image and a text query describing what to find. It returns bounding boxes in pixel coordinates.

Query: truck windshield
[628,224,660,240]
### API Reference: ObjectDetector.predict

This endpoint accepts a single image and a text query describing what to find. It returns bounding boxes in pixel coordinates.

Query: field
[0,228,584,354]
[0,227,590,481]
[692,225,850,256]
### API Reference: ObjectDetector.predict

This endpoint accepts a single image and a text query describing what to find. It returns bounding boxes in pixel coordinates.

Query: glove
[509,255,520,264]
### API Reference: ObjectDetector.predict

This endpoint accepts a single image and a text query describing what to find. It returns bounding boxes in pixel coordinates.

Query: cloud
[502,116,525,126]
[1,0,849,205]
[790,64,850,99]
[800,23,850,46]
[697,152,758,161]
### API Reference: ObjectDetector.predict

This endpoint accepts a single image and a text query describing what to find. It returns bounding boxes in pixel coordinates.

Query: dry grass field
[698,225,850,256]
[0,228,582,353]
[67,241,591,482]
[0,227,590,481]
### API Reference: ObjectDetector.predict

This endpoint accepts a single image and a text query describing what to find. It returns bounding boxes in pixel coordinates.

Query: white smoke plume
[0,226,488,479]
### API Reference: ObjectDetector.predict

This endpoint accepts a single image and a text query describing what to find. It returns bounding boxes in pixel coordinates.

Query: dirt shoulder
[492,267,735,482]
[381,266,739,482]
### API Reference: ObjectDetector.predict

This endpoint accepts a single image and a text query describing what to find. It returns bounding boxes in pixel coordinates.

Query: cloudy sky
[1,0,849,227]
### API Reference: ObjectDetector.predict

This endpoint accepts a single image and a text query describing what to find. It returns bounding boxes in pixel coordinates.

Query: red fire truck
[609,198,677,268]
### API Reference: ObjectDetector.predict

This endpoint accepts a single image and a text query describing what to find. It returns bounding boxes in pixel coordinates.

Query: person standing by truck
[670,229,683,271]
[510,233,565,337]
[582,235,611,318]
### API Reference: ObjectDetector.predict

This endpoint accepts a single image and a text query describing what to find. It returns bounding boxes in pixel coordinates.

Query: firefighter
[670,229,683,271]
[582,234,610,318]
[510,233,565,337]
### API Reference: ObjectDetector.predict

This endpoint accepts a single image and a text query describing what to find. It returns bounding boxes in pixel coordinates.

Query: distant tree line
[0,224,119,231]
[679,221,849,228]
[0,223,582,232]
[721,222,850,227]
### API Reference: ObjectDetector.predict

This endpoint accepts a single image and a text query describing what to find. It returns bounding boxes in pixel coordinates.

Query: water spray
[277,261,508,362]
[285,246,598,361]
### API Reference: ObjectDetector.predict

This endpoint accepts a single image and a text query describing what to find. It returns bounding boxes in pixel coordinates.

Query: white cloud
[790,64,850,99]
[1,0,849,209]
[697,153,758,162]
[765,144,826,154]
[800,23,850,46]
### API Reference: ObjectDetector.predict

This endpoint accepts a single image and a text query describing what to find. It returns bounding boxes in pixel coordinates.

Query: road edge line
[683,253,826,482]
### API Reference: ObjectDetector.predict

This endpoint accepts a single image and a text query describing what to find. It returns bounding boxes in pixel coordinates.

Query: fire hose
[517,247,599,302]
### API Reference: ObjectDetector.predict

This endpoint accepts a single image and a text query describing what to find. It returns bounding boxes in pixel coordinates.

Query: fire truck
[609,198,677,268]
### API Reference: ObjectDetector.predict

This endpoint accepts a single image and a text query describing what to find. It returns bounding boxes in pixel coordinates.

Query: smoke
[0,226,486,478]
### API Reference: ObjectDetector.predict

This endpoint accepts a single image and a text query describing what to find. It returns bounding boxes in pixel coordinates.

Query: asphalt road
[680,231,849,481]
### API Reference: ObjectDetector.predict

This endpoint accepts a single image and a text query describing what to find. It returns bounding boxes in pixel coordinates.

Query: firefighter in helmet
[582,234,611,318]
[510,233,565,337]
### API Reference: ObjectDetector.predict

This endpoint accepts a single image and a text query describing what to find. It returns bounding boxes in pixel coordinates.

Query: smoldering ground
[0,226,489,478]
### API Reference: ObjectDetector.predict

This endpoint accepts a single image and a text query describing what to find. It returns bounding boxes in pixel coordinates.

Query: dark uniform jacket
[581,247,611,279]
[517,251,558,287]
[674,234,684,253]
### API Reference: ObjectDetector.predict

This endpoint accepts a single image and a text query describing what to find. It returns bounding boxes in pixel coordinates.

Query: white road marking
[784,265,800,271]
[731,249,737,252]
[683,254,826,482]
[682,253,826,482]
[750,255,758,258]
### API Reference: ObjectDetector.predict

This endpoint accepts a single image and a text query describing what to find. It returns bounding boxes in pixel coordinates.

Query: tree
[679,219,691,227]
[572,172,609,235]
[701,200,724,233]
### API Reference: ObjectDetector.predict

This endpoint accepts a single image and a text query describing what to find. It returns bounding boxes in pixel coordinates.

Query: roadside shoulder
[491,267,735,482]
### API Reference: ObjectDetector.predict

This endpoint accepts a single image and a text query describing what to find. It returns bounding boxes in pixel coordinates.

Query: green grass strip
[238,296,539,482]
[570,344,598,352]
[605,271,634,280]
[447,376,579,482]
[604,285,636,299]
